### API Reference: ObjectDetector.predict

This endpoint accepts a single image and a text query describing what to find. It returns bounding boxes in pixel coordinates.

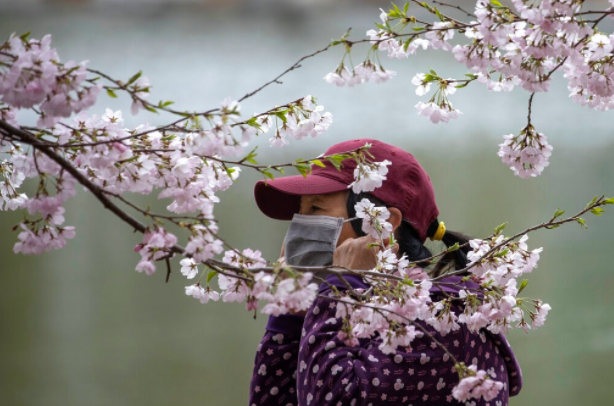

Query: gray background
[0,1,613,405]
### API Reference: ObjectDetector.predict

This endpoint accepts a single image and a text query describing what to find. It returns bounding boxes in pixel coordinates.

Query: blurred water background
[0,0,613,405]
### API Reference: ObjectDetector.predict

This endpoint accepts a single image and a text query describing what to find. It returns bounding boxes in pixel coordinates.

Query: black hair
[346,191,473,277]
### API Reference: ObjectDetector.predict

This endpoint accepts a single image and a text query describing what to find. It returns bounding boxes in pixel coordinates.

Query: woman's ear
[388,207,403,231]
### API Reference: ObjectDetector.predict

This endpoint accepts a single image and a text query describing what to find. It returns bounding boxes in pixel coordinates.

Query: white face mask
[283,214,358,280]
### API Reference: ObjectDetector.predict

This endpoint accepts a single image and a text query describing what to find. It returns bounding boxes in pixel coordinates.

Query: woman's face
[299,190,359,247]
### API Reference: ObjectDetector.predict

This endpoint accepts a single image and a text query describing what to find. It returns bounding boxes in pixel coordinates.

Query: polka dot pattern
[249,278,523,406]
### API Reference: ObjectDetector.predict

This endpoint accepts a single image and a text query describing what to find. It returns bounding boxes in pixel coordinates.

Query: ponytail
[428,225,473,278]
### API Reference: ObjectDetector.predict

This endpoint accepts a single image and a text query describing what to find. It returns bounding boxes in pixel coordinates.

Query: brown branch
[165,256,172,283]
[88,68,220,118]
[432,195,608,281]
[432,0,475,18]
[1,119,609,291]
[318,291,461,366]
[237,45,334,102]
[527,92,535,126]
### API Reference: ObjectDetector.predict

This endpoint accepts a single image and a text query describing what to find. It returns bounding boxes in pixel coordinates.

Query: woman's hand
[332,235,398,271]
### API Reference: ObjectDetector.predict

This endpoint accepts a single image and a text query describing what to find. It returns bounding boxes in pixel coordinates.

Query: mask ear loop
[343,216,360,223]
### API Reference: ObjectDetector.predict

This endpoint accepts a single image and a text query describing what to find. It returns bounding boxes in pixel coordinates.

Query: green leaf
[418,2,432,12]
[454,82,469,89]
[273,111,287,124]
[447,242,460,252]
[590,207,605,216]
[576,217,588,229]
[494,248,510,258]
[294,162,312,178]
[404,2,409,14]
[412,26,425,31]
[494,222,507,235]
[586,195,599,208]
[126,70,143,86]
[341,27,352,40]
[490,0,502,6]
[434,6,445,22]
[262,169,275,180]
[552,207,565,219]
[106,88,117,98]
[19,31,31,42]
[160,100,174,108]
[241,146,259,164]
[603,197,614,205]
[206,270,218,284]
[403,37,412,52]
[144,104,159,114]
[326,155,345,171]
[311,159,326,168]
[517,279,529,294]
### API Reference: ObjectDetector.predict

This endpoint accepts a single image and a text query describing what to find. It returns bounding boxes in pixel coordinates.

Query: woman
[248,139,522,406]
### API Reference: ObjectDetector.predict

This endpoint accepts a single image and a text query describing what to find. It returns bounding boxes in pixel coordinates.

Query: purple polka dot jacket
[249,274,523,406]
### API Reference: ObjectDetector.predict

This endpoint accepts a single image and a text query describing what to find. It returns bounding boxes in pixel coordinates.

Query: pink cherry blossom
[452,365,504,402]
[348,158,391,193]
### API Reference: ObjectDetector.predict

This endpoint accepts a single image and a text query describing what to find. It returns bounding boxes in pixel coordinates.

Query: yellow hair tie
[431,221,446,241]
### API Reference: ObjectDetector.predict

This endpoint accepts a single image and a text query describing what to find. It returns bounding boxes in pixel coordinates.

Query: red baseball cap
[254,138,439,243]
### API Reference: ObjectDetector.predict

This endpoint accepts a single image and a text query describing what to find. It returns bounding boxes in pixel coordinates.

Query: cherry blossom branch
[0,118,369,283]
[1,115,610,292]
[237,45,334,102]
[432,195,610,281]
[318,290,461,366]
[431,0,476,18]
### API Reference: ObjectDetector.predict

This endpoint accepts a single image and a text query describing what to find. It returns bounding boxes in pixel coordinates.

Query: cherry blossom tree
[1,1,614,402]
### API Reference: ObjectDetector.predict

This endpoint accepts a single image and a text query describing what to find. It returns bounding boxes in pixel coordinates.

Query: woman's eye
[311,205,322,212]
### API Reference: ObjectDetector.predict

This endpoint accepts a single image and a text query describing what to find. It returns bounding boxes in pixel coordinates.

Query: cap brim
[254,174,348,220]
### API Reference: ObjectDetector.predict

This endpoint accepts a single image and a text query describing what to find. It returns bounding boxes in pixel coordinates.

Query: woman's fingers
[390,242,399,254]
[333,234,381,270]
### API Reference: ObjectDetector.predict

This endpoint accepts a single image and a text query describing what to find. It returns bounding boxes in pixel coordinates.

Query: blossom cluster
[133,227,178,275]
[2,139,78,254]
[0,34,101,127]
[452,365,504,402]
[1,97,244,270]
[365,9,430,59]
[250,95,332,148]
[461,233,549,334]
[182,247,319,315]
[253,271,319,316]
[183,97,254,158]
[348,157,391,194]
[354,198,393,239]
[324,62,397,87]
[412,73,463,124]
[334,278,432,355]
[415,100,463,124]
[0,152,27,211]
[498,125,553,179]
[323,1,614,177]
